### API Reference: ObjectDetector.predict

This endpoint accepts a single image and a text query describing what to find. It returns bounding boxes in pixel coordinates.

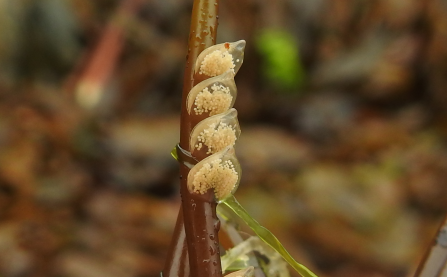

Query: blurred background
[1,0,447,276]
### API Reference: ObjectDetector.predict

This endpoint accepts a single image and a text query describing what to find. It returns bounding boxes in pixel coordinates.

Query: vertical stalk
[164,1,221,277]
[65,0,141,107]
[163,209,190,277]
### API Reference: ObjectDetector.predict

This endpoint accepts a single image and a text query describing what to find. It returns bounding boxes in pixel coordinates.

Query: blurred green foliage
[255,29,305,92]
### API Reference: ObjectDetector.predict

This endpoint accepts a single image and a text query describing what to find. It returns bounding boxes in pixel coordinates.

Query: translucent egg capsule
[190,108,241,157]
[187,70,237,116]
[188,146,241,201]
[224,267,254,277]
[195,40,246,77]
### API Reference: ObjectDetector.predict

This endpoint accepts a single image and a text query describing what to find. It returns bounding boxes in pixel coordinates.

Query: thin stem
[163,1,221,277]
[65,0,141,106]
[163,208,189,277]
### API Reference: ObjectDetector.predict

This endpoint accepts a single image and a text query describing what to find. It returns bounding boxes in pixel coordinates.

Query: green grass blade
[221,195,318,277]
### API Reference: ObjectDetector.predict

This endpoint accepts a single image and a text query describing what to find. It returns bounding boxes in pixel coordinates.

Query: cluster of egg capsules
[186,40,246,202]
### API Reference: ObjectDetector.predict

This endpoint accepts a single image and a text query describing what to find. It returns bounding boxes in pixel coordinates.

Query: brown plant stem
[65,0,141,96]
[163,208,190,277]
[163,1,221,277]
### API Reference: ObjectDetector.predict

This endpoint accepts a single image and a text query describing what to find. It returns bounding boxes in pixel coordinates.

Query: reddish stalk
[163,209,190,277]
[64,0,141,106]
[164,1,221,277]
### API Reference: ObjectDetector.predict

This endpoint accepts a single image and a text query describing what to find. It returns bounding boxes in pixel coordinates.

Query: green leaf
[221,195,318,277]
[255,29,305,91]
[171,145,178,161]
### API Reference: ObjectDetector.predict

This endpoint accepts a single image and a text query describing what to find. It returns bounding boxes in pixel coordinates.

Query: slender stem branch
[163,208,189,277]
[66,0,142,103]
[164,1,221,277]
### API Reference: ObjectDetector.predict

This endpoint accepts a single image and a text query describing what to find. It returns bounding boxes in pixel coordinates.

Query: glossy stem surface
[180,0,219,140]
[163,208,190,277]
[180,0,221,276]
[164,1,221,277]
